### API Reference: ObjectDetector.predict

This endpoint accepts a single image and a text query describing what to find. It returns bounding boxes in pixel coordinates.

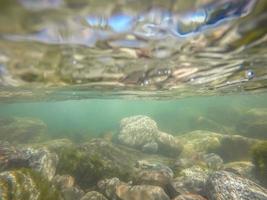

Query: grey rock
[118,115,183,157]
[203,153,223,170]
[98,177,124,200]
[142,142,158,154]
[0,143,58,181]
[27,147,58,181]
[118,115,159,148]
[157,131,183,157]
[174,158,195,171]
[0,141,30,170]
[206,170,267,200]
[80,191,108,200]
[135,160,178,198]
[135,160,174,177]
[173,166,209,196]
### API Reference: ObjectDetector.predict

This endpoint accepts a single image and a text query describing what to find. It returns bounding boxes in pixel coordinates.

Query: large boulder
[119,115,159,148]
[206,171,267,200]
[0,117,48,144]
[118,115,183,157]
[178,130,259,162]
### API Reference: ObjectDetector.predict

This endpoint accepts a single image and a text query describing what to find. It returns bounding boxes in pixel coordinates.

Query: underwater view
[0,0,267,200]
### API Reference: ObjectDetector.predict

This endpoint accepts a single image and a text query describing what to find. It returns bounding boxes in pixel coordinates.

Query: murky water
[0,0,267,200]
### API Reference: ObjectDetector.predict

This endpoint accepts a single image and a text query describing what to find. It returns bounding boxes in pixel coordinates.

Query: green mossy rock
[0,169,62,200]
[178,130,259,162]
[251,141,267,187]
[0,117,48,144]
[55,139,174,189]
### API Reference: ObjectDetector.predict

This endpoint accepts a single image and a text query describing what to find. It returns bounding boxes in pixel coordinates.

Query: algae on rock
[251,141,267,187]
[0,117,48,144]
[55,138,174,189]
[0,169,62,200]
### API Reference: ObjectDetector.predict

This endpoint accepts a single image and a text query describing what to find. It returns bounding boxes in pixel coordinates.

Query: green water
[1,93,266,139]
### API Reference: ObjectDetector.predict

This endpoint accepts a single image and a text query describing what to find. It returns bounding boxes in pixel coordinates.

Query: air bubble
[246,69,255,80]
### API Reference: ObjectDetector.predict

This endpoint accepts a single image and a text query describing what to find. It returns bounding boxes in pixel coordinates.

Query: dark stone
[206,171,267,200]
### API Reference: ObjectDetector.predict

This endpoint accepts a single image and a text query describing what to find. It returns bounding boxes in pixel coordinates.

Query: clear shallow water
[0,1,267,200]
[0,93,267,137]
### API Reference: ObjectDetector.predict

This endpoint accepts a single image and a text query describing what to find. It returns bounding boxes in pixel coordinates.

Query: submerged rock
[61,186,84,200]
[135,160,178,198]
[116,184,170,200]
[38,138,73,152]
[80,191,108,200]
[202,153,223,170]
[98,177,171,200]
[236,108,267,139]
[98,177,122,200]
[119,115,159,148]
[173,194,207,200]
[27,147,58,181]
[206,170,267,200]
[0,169,62,200]
[173,153,223,176]
[0,142,58,181]
[56,139,174,189]
[251,141,267,187]
[223,161,255,180]
[53,174,85,200]
[0,117,48,144]
[142,142,158,154]
[157,131,183,157]
[173,166,209,196]
[0,140,29,170]
[118,115,183,157]
[53,174,75,190]
[178,130,259,162]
